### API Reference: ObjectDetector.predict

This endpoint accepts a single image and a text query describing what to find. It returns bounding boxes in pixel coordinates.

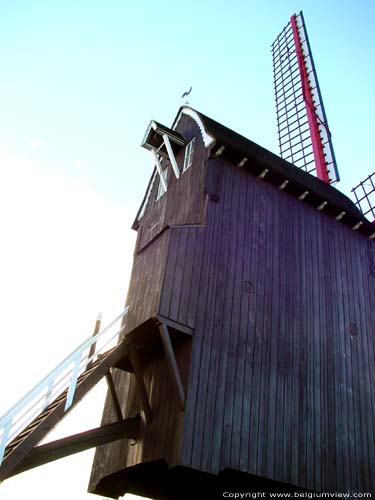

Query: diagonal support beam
[105,370,123,421]
[162,134,180,179]
[158,322,185,411]
[151,148,168,192]
[7,415,141,479]
[128,341,152,425]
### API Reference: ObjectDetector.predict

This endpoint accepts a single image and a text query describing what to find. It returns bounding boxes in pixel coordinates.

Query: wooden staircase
[0,309,137,482]
[0,310,192,482]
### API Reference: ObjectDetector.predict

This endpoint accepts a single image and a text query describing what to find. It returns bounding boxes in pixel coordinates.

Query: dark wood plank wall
[123,228,170,333]
[90,111,375,494]
[118,113,209,335]
[88,338,192,492]
[137,114,208,251]
[89,113,208,492]
[159,158,375,493]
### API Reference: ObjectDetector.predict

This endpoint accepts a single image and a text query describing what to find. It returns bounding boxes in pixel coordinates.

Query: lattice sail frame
[352,172,375,221]
[272,11,339,184]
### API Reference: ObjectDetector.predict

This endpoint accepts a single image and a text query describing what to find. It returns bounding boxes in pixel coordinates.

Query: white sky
[0,142,139,499]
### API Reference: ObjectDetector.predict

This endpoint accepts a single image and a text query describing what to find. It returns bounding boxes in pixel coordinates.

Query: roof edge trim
[173,106,216,147]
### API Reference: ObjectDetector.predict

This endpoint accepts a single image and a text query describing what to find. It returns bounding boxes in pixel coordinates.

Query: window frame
[182,137,196,173]
[156,163,169,200]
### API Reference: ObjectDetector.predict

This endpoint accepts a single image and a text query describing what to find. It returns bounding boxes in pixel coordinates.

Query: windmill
[1,10,375,499]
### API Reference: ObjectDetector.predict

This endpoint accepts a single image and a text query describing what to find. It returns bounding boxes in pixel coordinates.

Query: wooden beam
[128,341,152,425]
[158,322,185,411]
[8,416,141,479]
[214,145,225,158]
[238,157,248,167]
[154,315,194,337]
[105,370,123,421]
[352,221,363,231]
[298,190,309,201]
[162,133,180,179]
[278,179,289,190]
[151,149,168,192]
[317,201,328,211]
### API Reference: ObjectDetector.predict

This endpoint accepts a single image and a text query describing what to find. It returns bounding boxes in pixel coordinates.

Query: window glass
[183,138,195,172]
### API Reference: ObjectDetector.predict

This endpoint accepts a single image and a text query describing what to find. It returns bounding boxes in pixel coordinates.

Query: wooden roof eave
[209,138,374,239]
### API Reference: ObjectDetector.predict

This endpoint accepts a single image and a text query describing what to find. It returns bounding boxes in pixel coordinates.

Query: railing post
[65,354,83,411]
[43,379,54,411]
[87,312,103,368]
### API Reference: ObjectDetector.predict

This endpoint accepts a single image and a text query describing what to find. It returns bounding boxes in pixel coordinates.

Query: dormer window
[183,138,195,172]
[156,165,169,200]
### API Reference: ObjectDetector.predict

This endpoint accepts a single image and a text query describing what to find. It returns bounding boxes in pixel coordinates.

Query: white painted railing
[0,307,129,466]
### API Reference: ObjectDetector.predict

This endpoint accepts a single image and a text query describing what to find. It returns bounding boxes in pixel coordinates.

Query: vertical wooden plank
[169,227,189,321]
[177,227,198,326]
[364,241,375,491]
[186,228,205,328]
[304,200,315,490]
[192,204,220,467]
[282,192,300,484]
[297,202,308,488]
[183,196,217,468]
[248,178,267,475]
[229,167,249,470]
[257,183,275,478]
[336,224,353,492]
[289,195,302,486]
[321,217,338,491]
[159,227,181,318]
[346,233,369,490]
[214,163,241,469]
[361,240,375,491]
[329,223,343,491]
[208,163,234,472]
[240,174,259,473]
[313,210,323,492]
[264,186,281,479]
[274,193,288,482]
[201,159,233,472]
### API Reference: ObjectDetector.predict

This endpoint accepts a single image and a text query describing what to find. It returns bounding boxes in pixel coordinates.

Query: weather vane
[181,86,192,105]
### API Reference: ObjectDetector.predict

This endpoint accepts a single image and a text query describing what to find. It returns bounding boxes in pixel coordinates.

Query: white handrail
[0,306,129,465]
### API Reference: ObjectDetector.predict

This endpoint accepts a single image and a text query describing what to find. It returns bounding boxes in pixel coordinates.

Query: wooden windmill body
[88,106,375,498]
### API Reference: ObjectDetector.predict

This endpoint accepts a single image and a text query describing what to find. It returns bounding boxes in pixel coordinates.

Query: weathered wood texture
[89,337,192,491]
[90,112,375,496]
[170,158,375,493]
[89,114,204,493]
[136,114,208,251]
[122,228,169,334]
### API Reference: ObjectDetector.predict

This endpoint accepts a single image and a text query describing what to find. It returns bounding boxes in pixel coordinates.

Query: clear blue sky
[0,1,374,499]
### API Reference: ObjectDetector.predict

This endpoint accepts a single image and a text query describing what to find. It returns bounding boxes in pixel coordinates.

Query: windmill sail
[272,11,339,184]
